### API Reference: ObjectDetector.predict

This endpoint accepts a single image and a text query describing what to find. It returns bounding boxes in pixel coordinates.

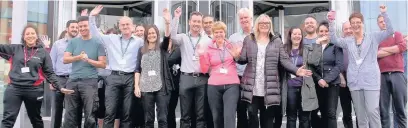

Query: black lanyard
[188,33,201,56]
[120,37,131,58]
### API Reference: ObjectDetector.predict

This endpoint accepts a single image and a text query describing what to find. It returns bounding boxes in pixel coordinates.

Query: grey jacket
[281,45,319,114]
[237,33,298,107]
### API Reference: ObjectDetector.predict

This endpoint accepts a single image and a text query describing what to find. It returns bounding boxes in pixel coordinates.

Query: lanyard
[120,37,131,58]
[218,42,227,68]
[24,47,38,67]
[188,33,201,56]
[291,50,299,65]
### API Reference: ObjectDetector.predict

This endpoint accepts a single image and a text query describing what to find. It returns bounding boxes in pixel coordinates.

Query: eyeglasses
[258,22,270,26]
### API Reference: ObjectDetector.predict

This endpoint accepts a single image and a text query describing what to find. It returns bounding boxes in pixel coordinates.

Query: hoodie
[0,43,61,90]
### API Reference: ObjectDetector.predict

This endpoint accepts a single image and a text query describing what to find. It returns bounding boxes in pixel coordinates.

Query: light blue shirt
[90,16,144,73]
[50,38,71,75]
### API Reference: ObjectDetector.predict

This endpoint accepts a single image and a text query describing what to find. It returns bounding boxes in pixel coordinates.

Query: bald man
[89,5,144,128]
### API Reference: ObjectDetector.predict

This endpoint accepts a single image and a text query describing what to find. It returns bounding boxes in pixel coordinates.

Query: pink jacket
[199,40,240,86]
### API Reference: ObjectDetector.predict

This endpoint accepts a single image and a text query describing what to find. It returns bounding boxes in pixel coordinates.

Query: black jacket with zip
[310,43,344,85]
[0,43,62,90]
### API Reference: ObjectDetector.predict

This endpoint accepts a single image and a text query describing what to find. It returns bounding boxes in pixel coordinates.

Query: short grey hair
[238,8,252,18]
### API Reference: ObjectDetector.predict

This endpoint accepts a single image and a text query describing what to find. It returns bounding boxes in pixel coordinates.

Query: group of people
[0,4,406,128]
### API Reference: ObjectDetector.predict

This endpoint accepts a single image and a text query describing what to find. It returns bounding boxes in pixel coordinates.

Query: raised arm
[235,36,249,64]
[374,6,394,44]
[89,5,110,46]
[327,11,348,49]
[170,7,184,46]
[161,8,171,51]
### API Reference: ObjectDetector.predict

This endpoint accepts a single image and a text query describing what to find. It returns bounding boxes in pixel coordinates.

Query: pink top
[199,40,240,86]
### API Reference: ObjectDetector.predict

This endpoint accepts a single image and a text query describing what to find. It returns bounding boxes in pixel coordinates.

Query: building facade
[0,0,407,127]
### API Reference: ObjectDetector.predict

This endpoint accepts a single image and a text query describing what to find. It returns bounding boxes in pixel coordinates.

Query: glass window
[130,2,154,25]
[171,1,197,34]
[0,1,13,121]
[211,1,237,37]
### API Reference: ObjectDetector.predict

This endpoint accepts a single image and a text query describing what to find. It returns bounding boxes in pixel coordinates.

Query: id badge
[356,59,363,65]
[290,74,297,79]
[118,59,127,65]
[148,70,157,76]
[192,56,198,61]
[21,67,30,73]
[220,68,228,74]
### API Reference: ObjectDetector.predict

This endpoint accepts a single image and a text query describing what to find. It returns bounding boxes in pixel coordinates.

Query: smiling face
[147,28,157,44]
[342,22,353,37]
[23,27,38,47]
[189,15,203,33]
[213,29,225,42]
[291,28,303,46]
[239,12,252,30]
[257,16,271,34]
[318,25,329,37]
[119,17,133,36]
[78,20,90,37]
[135,26,145,38]
[203,17,214,34]
[304,17,317,34]
[350,17,363,34]
[66,23,78,38]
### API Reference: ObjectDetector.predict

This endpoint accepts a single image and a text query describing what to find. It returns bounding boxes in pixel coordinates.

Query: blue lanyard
[188,33,201,56]
[120,37,131,58]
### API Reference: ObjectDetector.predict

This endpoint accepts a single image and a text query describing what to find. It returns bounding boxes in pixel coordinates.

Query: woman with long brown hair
[0,25,73,128]
[133,9,173,128]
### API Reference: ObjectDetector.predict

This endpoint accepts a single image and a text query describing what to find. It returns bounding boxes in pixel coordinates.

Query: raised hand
[316,36,329,44]
[81,9,88,16]
[327,10,336,22]
[163,8,171,24]
[380,5,387,13]
[296,65,313,77]
[40,35,51,48]
[174,7,182,18]
[90,5,103,16]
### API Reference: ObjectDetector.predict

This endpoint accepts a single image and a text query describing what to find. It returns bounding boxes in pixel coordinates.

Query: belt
[181,72,209,77]
[111,70,134,75]
[381,71,402,75]
[57,75,69,78]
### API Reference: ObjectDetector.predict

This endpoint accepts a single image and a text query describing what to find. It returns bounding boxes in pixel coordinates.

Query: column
[57,0,77,36]
[330,0,353,36]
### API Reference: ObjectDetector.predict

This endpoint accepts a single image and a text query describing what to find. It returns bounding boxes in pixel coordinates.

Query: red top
[199,40,240,85]
[378,31,407,73]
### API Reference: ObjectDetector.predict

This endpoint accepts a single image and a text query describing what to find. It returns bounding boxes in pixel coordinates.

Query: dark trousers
[96,76,106,119]
[380,72,407,128]
[131,96,144,128]
[104,74,134,128]
[237,76,248,128]
[141,91,171,128]
[207,84,239,128]
[339,86,355,128]
[51,76,83,128]
[63,78,99,128]
[316,84,340,128]
[1,85,43,128]
[168,71,180,128]
[247,96,281,128]
[286,86,312,128]
[179,74,208,128]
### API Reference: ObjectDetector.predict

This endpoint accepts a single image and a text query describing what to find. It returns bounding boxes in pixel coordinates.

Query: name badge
[148,70,157,76]
[21,67,30,73]
[290,74,297,79]
[192,56,198,61]
[118,59,127,65]
[220,68,228,74]
[356,59,363,65]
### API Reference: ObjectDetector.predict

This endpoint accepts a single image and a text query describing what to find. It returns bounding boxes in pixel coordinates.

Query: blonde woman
[235,14,312,128]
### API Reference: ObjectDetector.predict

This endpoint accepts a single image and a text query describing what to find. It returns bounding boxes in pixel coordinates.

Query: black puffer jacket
[237,33,298,107]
